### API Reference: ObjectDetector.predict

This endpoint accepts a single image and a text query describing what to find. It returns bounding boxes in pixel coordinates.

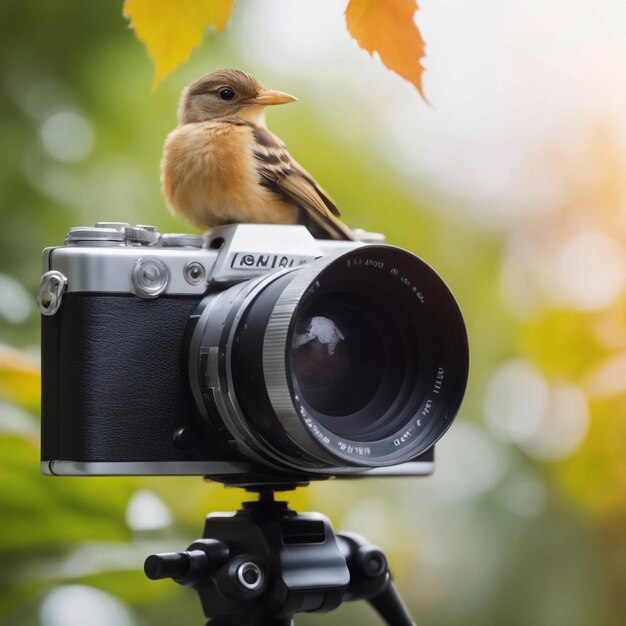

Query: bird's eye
[218,87,235,101]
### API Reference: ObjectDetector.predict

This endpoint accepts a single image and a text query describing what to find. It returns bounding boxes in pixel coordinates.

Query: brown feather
[161,121,296,230]
[251,128,353,240]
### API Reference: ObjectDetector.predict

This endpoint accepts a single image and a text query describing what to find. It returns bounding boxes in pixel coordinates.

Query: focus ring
[263,252,351,468]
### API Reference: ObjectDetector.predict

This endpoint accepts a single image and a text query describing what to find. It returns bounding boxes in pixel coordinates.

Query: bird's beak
[250,89,298,106]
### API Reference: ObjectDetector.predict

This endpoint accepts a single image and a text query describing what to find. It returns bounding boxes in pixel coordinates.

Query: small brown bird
[161,69,354,240]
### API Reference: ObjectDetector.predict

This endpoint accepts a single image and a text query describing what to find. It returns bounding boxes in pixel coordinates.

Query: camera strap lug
[37,271,67,316]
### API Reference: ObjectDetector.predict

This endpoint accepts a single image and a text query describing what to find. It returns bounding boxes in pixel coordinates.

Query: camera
[38,222,469,483]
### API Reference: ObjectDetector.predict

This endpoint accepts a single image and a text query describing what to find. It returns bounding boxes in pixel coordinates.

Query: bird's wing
[251,127,353,240]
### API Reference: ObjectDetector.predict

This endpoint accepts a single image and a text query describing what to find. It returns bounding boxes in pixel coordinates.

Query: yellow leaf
[346,0,426,97]
[0,345,40,414]
[123,0,236,87]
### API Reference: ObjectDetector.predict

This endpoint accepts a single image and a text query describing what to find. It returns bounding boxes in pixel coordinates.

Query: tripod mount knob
[144,539,229,585]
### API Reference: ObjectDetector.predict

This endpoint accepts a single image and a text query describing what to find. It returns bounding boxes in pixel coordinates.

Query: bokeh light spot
[40,111,94,163]
[545,232,626,311]
[0,273,32,323]
[0,401,38,436]
[125,489,172,531]
[500,475,547,518]
[485,359,549,444]
[40,585,135,626]
[431,422,509,499]
[585,352,626,398]
[521,382,589,461]
[485,360,589,460]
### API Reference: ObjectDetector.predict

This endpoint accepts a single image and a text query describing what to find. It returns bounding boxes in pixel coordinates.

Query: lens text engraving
[337,442,371,456]
[304,416,331,445]
[393,430,413,447]
[433,367,445,394]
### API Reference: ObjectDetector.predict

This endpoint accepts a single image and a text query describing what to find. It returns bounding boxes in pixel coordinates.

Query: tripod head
[145,485,416,626]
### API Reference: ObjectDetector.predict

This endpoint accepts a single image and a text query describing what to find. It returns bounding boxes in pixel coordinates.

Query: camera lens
[188,245,469,474]
[291,295,384,417]
[289,287,422,445]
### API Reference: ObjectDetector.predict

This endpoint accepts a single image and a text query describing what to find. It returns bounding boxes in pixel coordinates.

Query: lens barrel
[187,245,469,475]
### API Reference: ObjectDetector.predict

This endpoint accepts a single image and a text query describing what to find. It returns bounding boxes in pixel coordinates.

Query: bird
[161,69,354,240]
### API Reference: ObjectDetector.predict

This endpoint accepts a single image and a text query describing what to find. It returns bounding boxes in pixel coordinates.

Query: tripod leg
[369,574,416,626]
[337,532,416,626]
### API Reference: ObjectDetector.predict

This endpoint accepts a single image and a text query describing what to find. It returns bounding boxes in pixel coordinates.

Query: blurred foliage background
[1,0,626,625]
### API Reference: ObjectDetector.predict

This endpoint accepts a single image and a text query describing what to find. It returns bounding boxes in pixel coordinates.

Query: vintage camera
[38,222,469,482]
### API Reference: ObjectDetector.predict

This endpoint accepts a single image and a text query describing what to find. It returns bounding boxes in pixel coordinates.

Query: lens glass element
[289,281,423,445]
[291,295,385,417]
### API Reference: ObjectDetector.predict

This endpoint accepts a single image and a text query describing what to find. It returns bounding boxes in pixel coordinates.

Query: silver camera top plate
[42,223,375,299]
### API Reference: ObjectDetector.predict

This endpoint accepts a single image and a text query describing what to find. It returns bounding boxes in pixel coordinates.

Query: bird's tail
[297,207,355,241]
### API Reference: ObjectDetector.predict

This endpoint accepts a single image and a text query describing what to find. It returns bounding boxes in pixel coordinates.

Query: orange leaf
[346,0,426,97]
[123,0,236,88]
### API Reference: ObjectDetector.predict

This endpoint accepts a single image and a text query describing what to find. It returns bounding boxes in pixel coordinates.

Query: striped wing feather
[252,127,353,240]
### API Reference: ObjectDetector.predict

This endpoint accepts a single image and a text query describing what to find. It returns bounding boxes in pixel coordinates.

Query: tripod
[144,482,416,626]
